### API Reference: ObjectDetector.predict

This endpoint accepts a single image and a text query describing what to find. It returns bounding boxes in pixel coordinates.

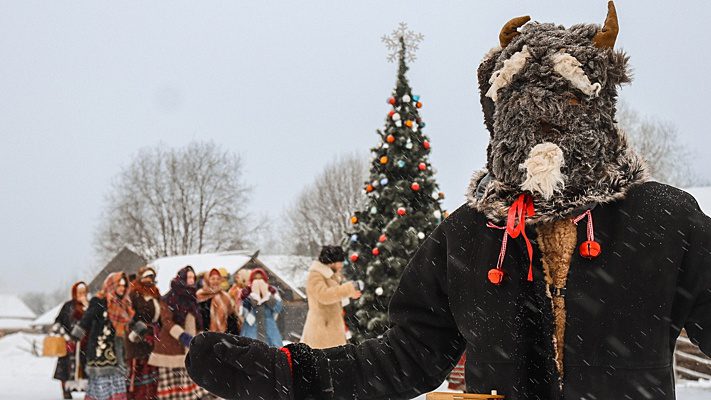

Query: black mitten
[185,332,293,400]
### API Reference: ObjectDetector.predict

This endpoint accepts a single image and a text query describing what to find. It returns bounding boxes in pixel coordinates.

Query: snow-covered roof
[0,318,33,330]
[31,303,63,328]
[685,187,711,216]
[150,251,311,298]
[0,295,36,320]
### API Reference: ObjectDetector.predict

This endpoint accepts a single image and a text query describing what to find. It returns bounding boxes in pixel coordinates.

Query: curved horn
[499,15,531,48]
[593,1,619,49]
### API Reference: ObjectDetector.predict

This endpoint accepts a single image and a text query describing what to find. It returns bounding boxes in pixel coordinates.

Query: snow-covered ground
[2,332,709,400]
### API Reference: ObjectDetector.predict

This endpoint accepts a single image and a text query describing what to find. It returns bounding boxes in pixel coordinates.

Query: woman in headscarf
[52,281,89,399]
[72,272,134,400]
[197,268,239,334]
[148,266,209,400]
[239,268,283,346]
[125,266,161,400]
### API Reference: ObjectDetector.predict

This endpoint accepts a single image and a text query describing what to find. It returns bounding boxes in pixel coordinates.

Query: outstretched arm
[187,223,465,400]
[288,224,466,399]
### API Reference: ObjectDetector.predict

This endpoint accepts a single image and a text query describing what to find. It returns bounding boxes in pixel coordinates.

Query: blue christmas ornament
[413,95,420,102]
[350,234,358,242]
[380,178,389,185]
[397,160,406,168]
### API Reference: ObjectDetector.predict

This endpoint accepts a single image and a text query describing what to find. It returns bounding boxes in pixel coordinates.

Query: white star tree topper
[382,22,424,63]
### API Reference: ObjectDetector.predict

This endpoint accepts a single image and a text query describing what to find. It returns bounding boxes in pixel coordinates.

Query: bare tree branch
[618,102,701,187]
[95,141,255,262]
[283,153,369,257]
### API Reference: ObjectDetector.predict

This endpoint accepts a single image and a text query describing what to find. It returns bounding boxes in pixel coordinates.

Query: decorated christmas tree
[344,23,446,343]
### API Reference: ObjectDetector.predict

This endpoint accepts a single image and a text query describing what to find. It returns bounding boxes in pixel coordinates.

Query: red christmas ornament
[386,134,395,143]
[372,248,380,256]
[579,240,601,259]
[378,234,387,243]
[423,140,431,150]
[411,182,421,191]
[350,253,359,262]
[387,97,396,105]
[388,110,395,117]
[397,207,406,216]
[418,162,426,171]
[365,184,374,193]
[488,269,505,285]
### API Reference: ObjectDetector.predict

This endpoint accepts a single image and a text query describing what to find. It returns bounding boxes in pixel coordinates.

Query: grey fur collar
[466,130,648,224]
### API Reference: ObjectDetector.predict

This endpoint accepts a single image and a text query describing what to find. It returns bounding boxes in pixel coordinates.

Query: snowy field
[1,333,708,400]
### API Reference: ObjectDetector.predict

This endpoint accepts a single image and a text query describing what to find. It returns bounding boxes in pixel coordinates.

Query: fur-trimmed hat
[318,245,345,265]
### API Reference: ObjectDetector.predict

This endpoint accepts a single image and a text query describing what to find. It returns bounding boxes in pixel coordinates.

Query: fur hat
[318,245,346,265]
[469,1,647,223]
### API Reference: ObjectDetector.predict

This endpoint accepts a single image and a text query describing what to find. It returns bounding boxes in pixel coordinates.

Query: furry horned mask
[468,1,647,223]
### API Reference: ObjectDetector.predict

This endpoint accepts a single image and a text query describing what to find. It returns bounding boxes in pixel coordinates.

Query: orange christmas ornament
[405,120,413,128]
[350,216,358,224]
[380,156,389,164]
[386,134,395,143]
[416,101,422,108]
[366,184,374,193]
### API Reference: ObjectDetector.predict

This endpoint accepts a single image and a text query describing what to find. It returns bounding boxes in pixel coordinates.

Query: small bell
[579,240,601,259]
[488,268,505,285]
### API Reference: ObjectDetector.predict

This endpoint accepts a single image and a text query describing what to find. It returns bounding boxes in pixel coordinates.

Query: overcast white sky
[1,1,710,294]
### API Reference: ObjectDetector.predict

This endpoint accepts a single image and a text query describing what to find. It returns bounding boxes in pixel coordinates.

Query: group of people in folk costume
[51,264,284,400]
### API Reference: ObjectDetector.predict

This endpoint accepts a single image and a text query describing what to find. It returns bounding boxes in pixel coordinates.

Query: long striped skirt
[156,367,209,400]
[85,373,128,400]
[128,358,158,400]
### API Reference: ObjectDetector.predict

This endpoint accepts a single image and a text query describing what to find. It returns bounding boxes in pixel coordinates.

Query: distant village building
[0,294,37,337]
[88,247,146,293]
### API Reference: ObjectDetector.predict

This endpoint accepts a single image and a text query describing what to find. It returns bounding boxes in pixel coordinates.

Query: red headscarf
[70,281,88,321]
[96,272,135,337]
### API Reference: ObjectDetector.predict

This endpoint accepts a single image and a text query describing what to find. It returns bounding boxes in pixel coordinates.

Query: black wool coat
[292,182,711,400]
[75,297,121,370]
[52,300,87,381]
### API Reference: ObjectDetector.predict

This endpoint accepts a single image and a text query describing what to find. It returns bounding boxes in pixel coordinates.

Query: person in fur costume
[52,281,89,399]
[125,266,161,400]
[239,268,284,346]
[185,3,711,399]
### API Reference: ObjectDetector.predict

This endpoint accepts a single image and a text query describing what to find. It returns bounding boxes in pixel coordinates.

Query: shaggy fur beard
[469,22,647,223]
[519,143,566,200]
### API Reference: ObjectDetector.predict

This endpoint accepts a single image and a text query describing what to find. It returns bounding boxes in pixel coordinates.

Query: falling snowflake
[382,22,424,63]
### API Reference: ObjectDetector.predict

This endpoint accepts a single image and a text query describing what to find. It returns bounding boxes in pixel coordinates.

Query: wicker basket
[42,335,67,357]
